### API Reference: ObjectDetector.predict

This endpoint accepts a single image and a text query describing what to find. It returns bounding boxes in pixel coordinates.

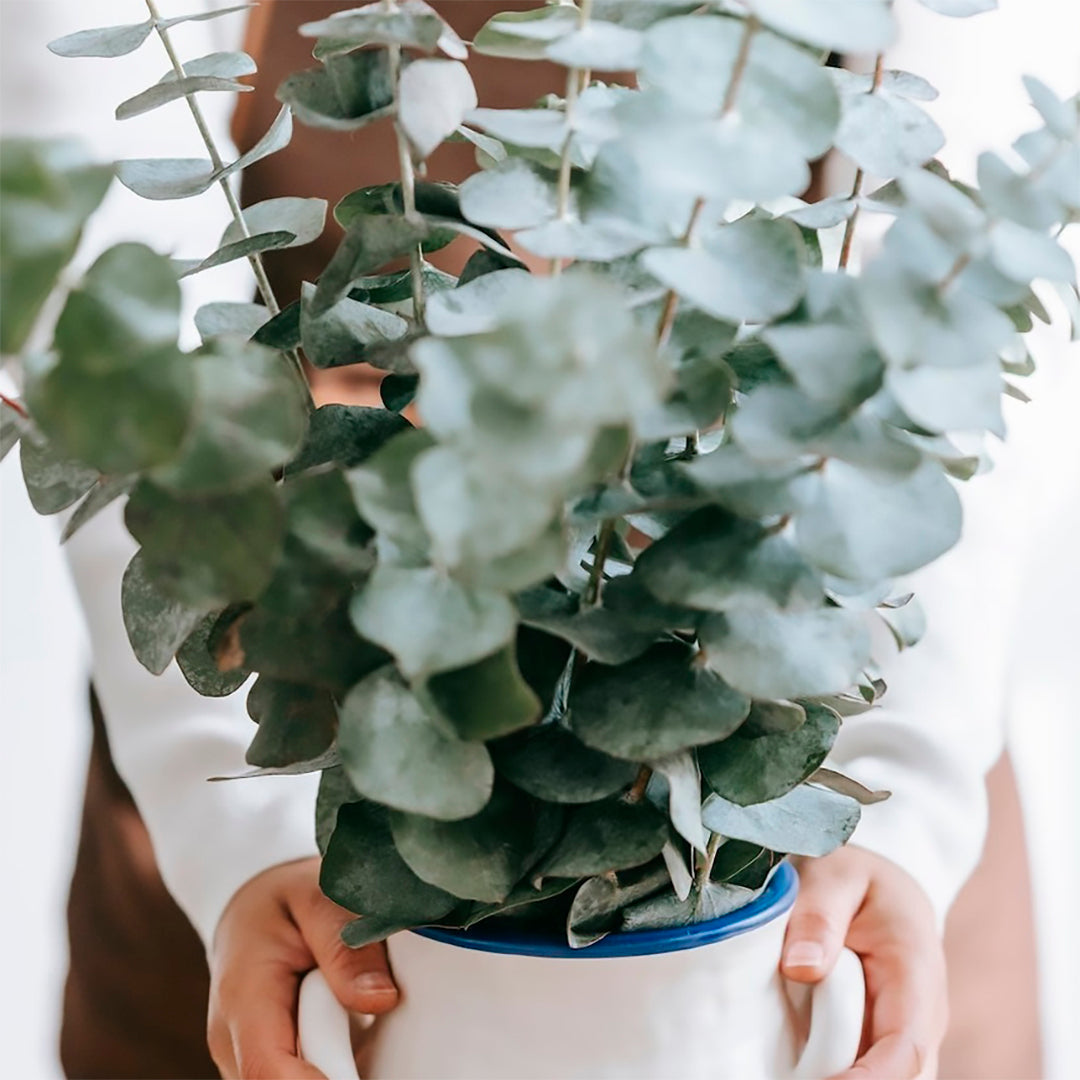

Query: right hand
[208,857,400,1079]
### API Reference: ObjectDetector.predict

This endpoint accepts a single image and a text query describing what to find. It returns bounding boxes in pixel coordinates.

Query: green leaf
[177,231,295,278]
[620,880,758,931]
[159,50,257,83]
[121,551,208,675]
[150,340,307,496]
[424,268,534,335]
[322,801,457,934]
[699,702,840,806]
[194,302,271,343]
[701,785,861,857]
[157,6,255,32]
[60,474,135,544]
[399,60,478,161]
[796,460,962,580]
[125,480,285,608]
[459,158,559,231]
[643,217,806,324]
[492,725,638,805]
[48,20,154,58]
[116,157,216,201]
[745,0,895,53]
[516,586,661,666]
[833,87,944,176]
[301,2,447,54]
[633,507,822,613]
[18,432,97,515]
[337,668,494,821]
[286,404,409,477]
[0,138,113,354]
[547,22,644,70]
[988,220,1075,284]
[350,565,517,680]
[252,301,302,351]
[300,283,410,370]
[116,76,252,121]
[699,608,871,699]
[917,0,996,14]
[176,612,249,697]
[566,863,670,948]
[466,107,568,153]
[245,677,337,769]
[316,767,360,855]
[313,215,430,316]
[742,698,807,735]
[222,197,328,250]
[649,751,707,852]
[641,17,840,160]
[424,645,542,741]
[277,50,394,131]
[886,361,1005,436]
[533,799,668,882]
[570,643,751,760]
[388,784,539,903]
[473,7,580,60]
[346,429,434,565]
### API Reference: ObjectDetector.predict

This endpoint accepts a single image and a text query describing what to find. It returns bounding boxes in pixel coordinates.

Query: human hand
[208,857,399,1079]
[782,846,948,1080]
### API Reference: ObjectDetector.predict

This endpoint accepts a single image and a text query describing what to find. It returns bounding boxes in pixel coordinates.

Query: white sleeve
[3,0,319,949]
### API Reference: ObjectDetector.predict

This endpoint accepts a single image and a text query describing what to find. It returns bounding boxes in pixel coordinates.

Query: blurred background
[2,2,1078,1078]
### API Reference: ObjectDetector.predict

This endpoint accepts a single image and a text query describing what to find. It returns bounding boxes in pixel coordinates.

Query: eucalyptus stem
[386,34,427,325]
[551,0,594,276]
[838,54,885,271]
[142,0,313,408]
[695,832,724,891]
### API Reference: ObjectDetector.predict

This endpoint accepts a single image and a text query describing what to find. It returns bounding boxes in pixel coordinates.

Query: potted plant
[3,0,1077,1077]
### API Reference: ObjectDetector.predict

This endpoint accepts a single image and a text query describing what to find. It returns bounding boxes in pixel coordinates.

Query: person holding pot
[1,1,1064,1078]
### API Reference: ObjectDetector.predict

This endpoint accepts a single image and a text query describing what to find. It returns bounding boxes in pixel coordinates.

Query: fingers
[293,888,400,1016]
[211,958,327,1080]
[782,853,870,983]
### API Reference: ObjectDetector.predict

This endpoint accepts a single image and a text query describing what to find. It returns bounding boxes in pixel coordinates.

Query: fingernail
[784,941,825,969]
[355,972,396,996]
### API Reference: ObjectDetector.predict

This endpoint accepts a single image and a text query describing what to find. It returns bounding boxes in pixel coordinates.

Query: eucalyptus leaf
[916,0,996,14]
[351,565,517,679]
[699,702,839,806]
[389,784,538,903]
[570,643,751,760]
[620,881,758,931]
[533,799,668,883]
[287,404,409,477]
[245,677,337,769]
[160,51,257,83]
[178,231,295,278]
[546,23,644,71]
[643,217,806,324]
[157,6,255,33]
[116,157,216,201]
[493,725,638,805]
[222,198,328,251]
[796,460,962,580]
[121,551,208,676]
[277,50,394,132]
[301,1,447,54]
[322,800,457,933]
[399,60,478,161]
[299,283,410,371]
[176,613,249,697]
[834,90,944,177]
[473,7,580,60]
[566,863,670,948]
[649,752,707,852]
[701,785,861,858]
[337,668,494,821]
[424,645,542,742]
[745,0,895,53]
[125,480,285,608]
[19,433,97,515]
[60,474,135,544]
[48,20,154,59]
[194,302,271,344]
[116,76,252,122]
[699,607,871,699]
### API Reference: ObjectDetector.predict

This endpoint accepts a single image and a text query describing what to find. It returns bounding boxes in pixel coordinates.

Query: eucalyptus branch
[838,54,885,271]
[386,29,427,325]
[142,0,313,408]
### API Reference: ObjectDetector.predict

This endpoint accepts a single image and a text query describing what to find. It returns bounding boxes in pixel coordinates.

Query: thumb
[295,892,400,1016]
[781,853,869,984]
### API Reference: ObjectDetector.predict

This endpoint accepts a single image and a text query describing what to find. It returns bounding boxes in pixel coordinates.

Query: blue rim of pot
[412,859,798,959]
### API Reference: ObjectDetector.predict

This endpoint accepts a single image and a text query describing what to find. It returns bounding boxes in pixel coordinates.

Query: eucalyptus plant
[2,0,1078,948]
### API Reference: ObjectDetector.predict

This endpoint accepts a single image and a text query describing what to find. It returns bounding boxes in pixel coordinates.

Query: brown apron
[58,4,1043,1077]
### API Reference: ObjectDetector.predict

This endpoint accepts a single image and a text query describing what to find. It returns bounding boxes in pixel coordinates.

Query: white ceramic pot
[299,863,865,1080]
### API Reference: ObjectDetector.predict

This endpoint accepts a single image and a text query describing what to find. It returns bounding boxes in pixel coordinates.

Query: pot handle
[791,947,866,1079]
[298,969,362,1080]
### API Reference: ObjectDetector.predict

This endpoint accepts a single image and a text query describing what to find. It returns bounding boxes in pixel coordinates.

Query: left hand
[781,846,948,1080]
